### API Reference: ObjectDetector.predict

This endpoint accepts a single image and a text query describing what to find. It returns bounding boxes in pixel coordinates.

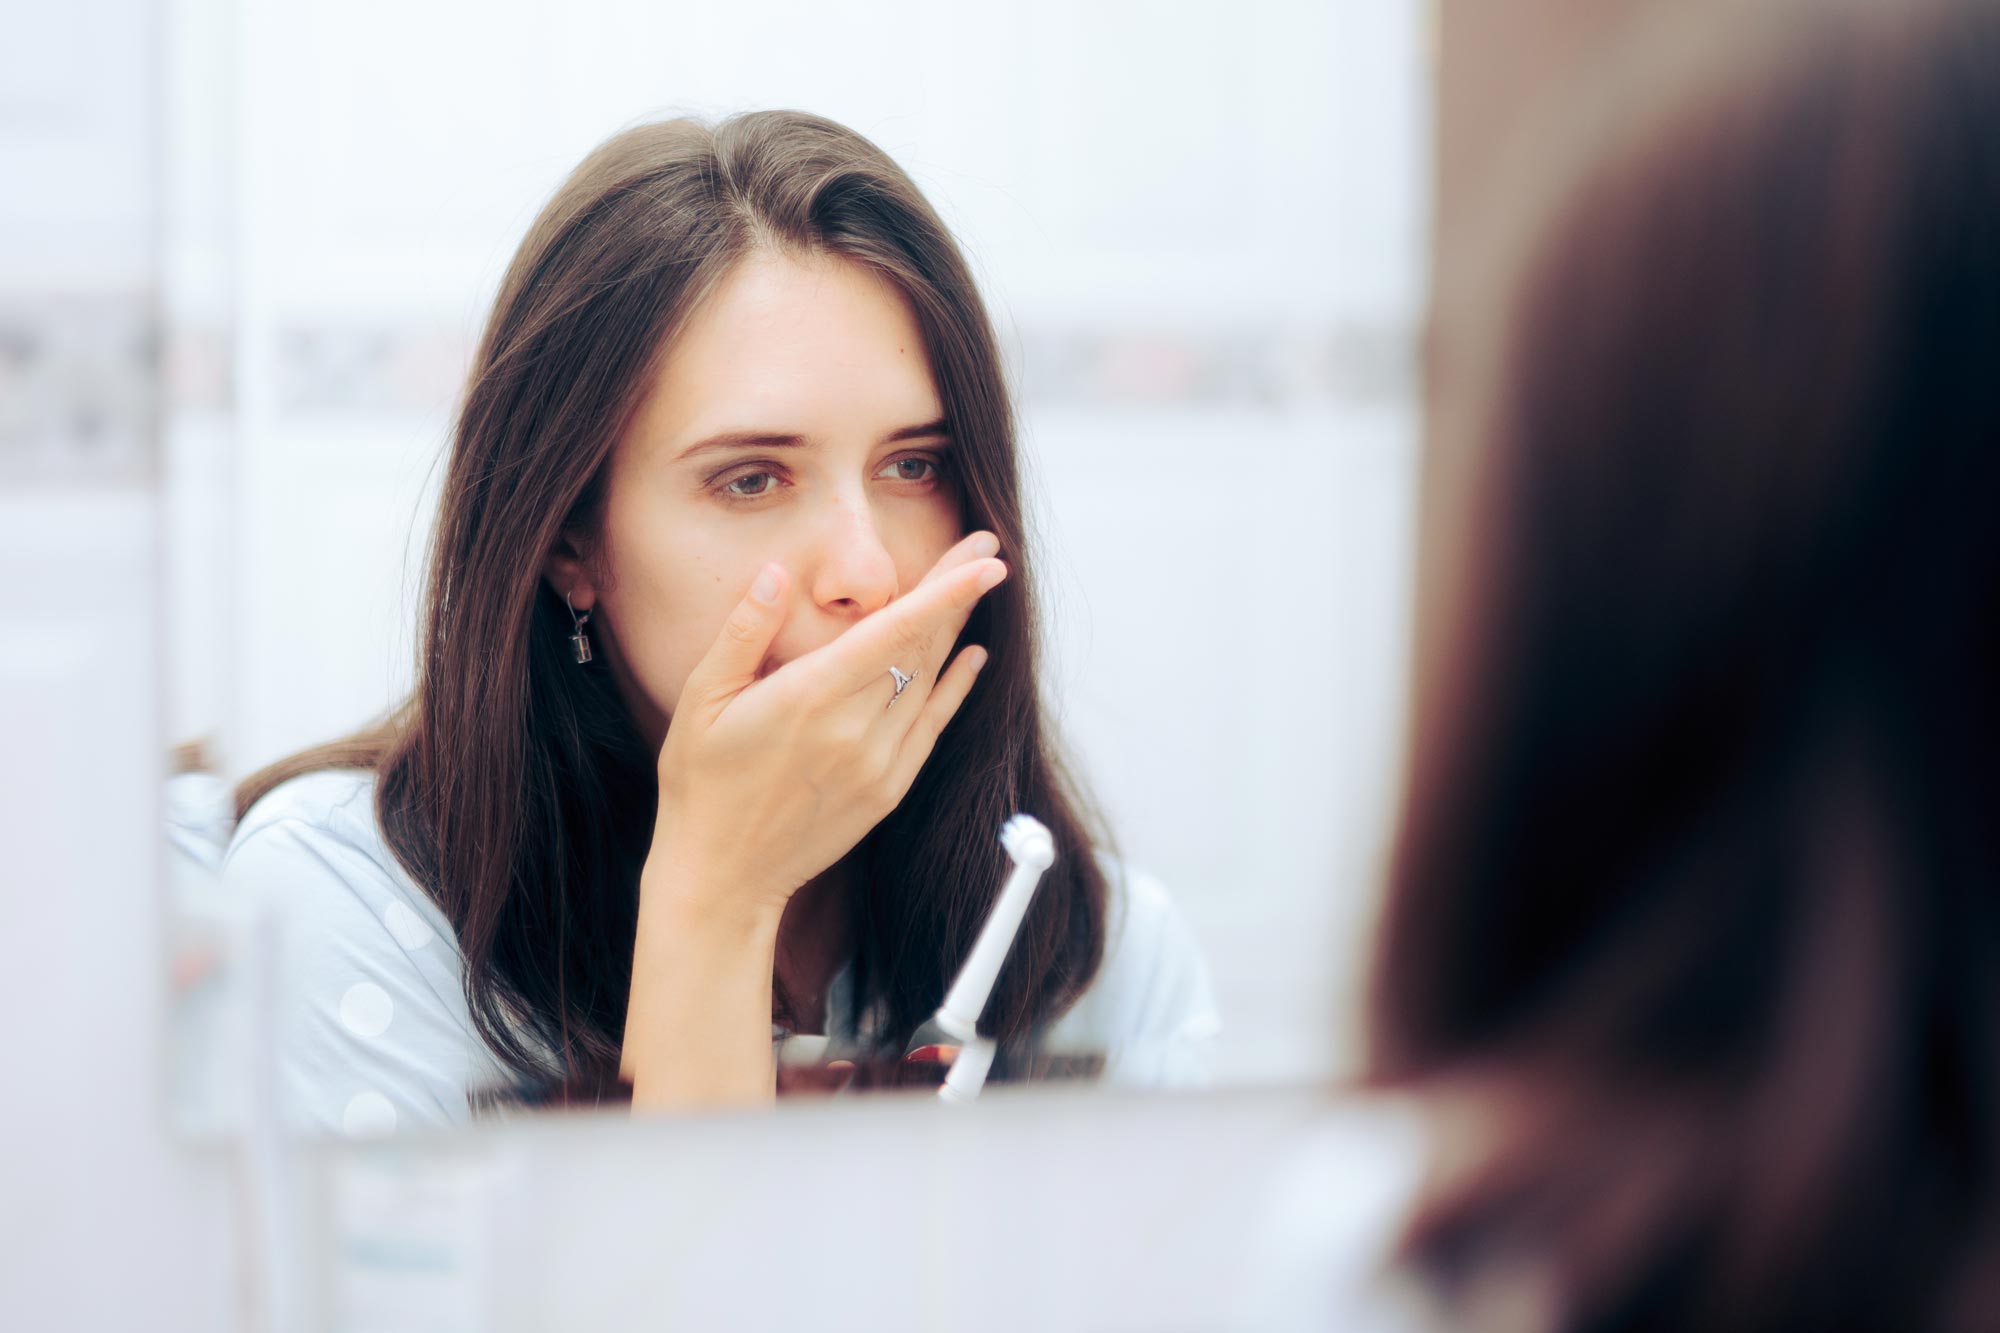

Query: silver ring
[886,665,915,708]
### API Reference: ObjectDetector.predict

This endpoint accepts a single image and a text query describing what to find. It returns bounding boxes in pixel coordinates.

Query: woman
[225,111,1217,1132]
[1367,0,2000,1328]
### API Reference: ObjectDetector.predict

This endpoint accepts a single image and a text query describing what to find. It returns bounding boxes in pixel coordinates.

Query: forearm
[622,860,785,1112]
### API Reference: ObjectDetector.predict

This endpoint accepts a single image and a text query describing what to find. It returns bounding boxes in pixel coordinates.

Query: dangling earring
[566,590,594,664]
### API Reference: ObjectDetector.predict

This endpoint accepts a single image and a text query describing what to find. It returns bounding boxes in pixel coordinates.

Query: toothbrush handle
[938,1038,997,1103]
[937,861,1047,1035]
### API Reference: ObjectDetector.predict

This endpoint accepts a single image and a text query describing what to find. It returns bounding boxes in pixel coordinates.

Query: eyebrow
[673,418,951,463]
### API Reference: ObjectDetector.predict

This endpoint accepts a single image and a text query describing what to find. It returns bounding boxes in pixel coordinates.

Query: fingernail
[751,565,780,604]
[976,561,1007,593]
[967,646,990,673]
[969,531,1001,559]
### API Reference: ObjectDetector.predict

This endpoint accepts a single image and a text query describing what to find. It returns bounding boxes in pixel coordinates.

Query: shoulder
[1043,852,1222,1087]
[229,766,382,855]
[1097,855,1188,945]
[1095,856,1209,1003]
[221,767,492,1134]
[223,765,458,970]
[224,769,428,923]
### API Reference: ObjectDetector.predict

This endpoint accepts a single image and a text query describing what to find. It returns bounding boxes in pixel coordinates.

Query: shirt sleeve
[221,814,488,1136]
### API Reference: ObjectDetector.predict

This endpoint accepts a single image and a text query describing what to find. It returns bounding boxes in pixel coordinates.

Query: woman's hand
[646,529,1008,930]
[622,531,1005,1108]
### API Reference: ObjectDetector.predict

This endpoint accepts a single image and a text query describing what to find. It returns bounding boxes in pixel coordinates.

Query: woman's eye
[878,456,940,483]
[722,471,778,498]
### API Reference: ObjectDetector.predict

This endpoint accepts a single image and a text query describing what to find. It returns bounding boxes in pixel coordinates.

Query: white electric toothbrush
[902,813,1057,1102]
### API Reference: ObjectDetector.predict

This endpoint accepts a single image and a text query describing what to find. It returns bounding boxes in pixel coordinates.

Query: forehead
[630,250,941,456]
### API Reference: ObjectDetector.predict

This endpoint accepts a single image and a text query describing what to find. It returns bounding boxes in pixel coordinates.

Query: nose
[804,493,899,619]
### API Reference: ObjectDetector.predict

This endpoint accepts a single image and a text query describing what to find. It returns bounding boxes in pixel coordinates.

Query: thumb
[680,563,790,720]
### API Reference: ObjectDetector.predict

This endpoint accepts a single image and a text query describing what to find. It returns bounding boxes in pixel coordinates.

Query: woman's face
[556,249,966,746]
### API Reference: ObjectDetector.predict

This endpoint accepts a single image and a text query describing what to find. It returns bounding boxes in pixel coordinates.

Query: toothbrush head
[1000,813,1057,870]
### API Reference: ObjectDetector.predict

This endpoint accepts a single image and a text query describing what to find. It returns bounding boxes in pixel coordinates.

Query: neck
[773,862,852,1034]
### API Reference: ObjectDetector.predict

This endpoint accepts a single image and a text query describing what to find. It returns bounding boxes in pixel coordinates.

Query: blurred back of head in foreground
[1368,0,2000,1327]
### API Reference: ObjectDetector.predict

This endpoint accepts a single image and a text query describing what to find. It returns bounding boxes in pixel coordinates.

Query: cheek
[894,493,968,584]
[599,509,749,718]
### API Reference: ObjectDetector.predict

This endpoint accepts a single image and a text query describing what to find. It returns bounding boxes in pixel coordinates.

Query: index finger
[786,556,1007,698]
[914,530,1001,590]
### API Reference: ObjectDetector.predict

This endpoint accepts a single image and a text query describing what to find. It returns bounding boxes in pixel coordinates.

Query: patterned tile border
[0,291,159,487]
[266,319,1417,418]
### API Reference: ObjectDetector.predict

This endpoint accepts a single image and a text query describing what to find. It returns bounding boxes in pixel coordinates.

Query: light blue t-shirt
[219,768,1221,1136]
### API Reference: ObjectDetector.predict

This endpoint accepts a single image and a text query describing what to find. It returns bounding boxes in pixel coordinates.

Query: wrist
[623,853,785,1105]
[637,851,787,945]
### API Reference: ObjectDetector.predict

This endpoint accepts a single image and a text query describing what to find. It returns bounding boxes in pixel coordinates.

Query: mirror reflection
[159,1,1429,1137]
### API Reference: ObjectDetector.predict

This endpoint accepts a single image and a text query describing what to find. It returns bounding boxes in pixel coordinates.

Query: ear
[542,529,598,612]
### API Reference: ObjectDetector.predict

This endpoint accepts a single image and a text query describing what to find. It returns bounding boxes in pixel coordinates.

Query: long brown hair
[241,111,1107,1098]
[1370,1,2000,1327]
